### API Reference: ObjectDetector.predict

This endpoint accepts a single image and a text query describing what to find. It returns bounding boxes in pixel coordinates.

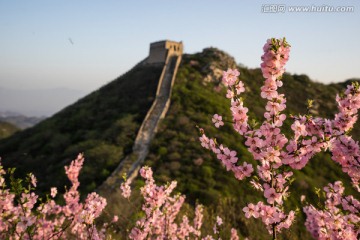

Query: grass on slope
[0,121,19,140]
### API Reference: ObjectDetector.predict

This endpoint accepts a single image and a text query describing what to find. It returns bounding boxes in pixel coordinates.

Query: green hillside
[0,121,19,140]
[0,48,359,239]
[0,62,163,194]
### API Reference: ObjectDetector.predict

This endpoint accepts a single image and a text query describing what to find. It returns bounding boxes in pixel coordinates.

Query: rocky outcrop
[200,48,237,83]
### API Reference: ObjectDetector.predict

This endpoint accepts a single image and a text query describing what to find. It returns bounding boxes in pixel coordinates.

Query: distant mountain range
[0,111,46,129]
[0,87,87,117]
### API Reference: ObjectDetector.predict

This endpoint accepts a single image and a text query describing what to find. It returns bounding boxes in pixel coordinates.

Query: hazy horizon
[0,87,87,116]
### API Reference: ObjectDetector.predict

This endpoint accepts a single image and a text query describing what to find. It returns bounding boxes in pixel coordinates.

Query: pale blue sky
[1,0,359,93]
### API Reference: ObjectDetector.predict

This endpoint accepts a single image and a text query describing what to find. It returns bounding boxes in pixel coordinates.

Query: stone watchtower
[147,40,183,64]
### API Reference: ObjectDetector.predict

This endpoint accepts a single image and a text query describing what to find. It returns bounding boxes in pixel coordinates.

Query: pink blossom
[30,173,37,187]
[199,134,210,149]
[222,68,240,86]
[264,188,282,204]
[213,216,223,234]
[216,216,223,226]
[226,89,235,99]
[243,203,260,218]
[50,187,57,198]
[194,204,204,235]
[120,179,132,199]
[242,162,254,177]
[230,228,239,240]
[212,114,224,128]
[139,166,153,180]
[291,120,307,139]
[112,215,119,222]
[235,81,245,95]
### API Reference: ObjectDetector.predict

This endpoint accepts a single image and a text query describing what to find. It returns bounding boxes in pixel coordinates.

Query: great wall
[98,40,183,195]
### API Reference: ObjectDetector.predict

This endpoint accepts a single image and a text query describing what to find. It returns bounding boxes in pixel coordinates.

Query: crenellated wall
[98,40,183,194]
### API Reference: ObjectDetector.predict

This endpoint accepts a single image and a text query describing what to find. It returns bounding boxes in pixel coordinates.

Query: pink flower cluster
[281,82,360,178]
[200,38,295,236]
[120,177,132,199]
[1,156,240,239]
[199,37,360,239]
[0,154,112,240]
[243,201,295,233]
[260,38,290,80]
[127,166,203,239]
[121,166,239,239]
[199,133,254,180]
[222,69,240,87]
[303,181,360,239]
